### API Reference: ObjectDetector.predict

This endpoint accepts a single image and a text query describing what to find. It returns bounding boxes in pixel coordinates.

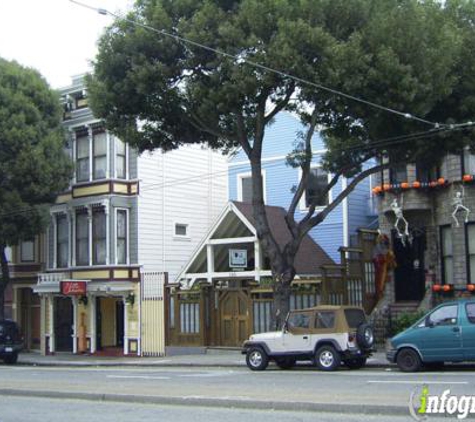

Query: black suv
[0,320,23,364]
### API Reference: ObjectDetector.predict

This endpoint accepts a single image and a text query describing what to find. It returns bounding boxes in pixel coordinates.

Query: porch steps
[389,301,420,318]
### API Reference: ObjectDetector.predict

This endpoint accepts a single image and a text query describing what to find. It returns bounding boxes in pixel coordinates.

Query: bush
[389,311,426,336]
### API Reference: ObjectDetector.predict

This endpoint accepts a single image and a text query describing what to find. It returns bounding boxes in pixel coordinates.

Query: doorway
[393,229,426,301]
[220,290,249,347]
[54,297,73,352]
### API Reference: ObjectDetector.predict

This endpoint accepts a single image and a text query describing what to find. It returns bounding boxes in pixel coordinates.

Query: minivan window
[344,309,366,328]
[428,304,458,326]
[466,303,475,324]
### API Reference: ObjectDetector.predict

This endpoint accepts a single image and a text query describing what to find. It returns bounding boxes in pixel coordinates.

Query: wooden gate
[140,272,166,356]
[220,290,249,347]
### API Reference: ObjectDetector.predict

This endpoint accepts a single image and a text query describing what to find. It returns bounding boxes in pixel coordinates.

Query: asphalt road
[0,396,451,422]
[0,364,473,418]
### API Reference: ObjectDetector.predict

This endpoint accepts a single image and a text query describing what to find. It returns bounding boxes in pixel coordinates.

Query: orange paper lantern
[383,183,391,191]
[463,174,474,182]
[412,181,421,188]
[438,177,445,185]
[401,182,409,189]
[430,181,438,188]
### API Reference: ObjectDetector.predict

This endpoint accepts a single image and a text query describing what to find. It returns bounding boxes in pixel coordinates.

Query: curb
[0,388,408,416]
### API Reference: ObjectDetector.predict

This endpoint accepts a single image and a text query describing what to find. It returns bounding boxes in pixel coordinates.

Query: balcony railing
[37,272,67,285]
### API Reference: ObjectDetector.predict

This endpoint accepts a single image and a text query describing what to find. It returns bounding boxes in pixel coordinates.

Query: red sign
[61,281,87,296]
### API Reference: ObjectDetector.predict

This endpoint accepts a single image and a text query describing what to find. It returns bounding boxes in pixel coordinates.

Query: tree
[0,58,72,319]
[87,0,474,328]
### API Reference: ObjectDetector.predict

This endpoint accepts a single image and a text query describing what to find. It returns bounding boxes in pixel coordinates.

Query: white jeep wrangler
[242,305,374,371]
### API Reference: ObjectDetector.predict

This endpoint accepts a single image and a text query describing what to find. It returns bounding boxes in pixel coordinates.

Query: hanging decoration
[390,196,410,245]
[452,184,470,227]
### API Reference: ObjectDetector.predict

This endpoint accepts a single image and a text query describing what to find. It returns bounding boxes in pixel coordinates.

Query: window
[240,175,253,203]
[344,309,366,329]
[56,214,68,268]
[76,130,89,182]
[93,130,107,180]
[287,312,311,329]
[20,240,34,262]
[466,303,475,324]
[315,311,335,329]
[463,148,475,175]
[416,162,440,183]
[440,226,453,284]
[428,304,458,326]
[175,223,188,237]
[92,208,106,265]
[116,138,126,179]
[76,211,89,266]
[390,164,408,184]
[117,210,127,265]
[467,224,475,284]
[305,167,329,208]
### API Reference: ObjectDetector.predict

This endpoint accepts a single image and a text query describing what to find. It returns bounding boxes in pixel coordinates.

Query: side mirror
[426,318,435,328]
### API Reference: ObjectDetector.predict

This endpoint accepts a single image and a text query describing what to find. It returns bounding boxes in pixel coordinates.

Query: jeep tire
[315,345,341,371]
[246,347,269,371]
[356,323,374,350]
[396,348,421,372]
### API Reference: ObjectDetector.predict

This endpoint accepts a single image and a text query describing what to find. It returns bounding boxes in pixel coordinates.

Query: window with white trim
[92,208,106,265]
[440,225,453,284]
[20,240,34,262]
[116,138,126,179]
[56,214,68,268]
[175,223,188,237]
[237,171,266,204]
[93,130,107,180]
[76,129,89,182]
[116,210,128,264]
[304,167,330,208]
[76,211,89,266]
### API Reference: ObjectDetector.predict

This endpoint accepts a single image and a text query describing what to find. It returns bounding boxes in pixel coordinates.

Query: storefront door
[54,297,73,352]
[220,290,249,347]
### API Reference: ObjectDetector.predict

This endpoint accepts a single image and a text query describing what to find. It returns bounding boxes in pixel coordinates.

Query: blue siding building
[228,112,376,262]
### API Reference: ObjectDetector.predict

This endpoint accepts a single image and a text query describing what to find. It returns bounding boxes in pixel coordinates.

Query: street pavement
[16,348,392,368]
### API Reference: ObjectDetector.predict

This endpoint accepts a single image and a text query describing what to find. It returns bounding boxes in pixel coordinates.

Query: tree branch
[264,83,295,125]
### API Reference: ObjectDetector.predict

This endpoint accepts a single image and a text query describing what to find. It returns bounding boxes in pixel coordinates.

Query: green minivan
[386,299,475,372]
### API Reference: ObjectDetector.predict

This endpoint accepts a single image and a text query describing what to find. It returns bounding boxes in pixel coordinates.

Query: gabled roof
[176,201,335,283]
[232,201,335,274]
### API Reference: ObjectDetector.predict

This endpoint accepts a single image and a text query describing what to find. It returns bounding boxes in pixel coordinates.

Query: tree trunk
[0,243,10,321]
[271,266,296,330]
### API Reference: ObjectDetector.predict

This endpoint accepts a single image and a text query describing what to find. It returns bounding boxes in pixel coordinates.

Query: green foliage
[0,58,72,247]
[390,311,426,336]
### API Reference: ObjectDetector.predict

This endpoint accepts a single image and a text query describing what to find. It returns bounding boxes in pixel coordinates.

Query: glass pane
[21,240,34,262]
[76,214,88,238]
[241,176,253,203]
[306,168,329,207]
[93,132,107,155]
[116,138,126,155]
[428,305,458,326]
[175,224,187,236]
[470,256,475,284]
[464,151,475,174]
[466,303,475,324]
[76,239,89,266]
[94,156,107,180]
[77,136,89,159]
[93,239,106,265]
[58,243,68,268]
[444,257,453,284]
[77,158,89,182]
[117,239,126,264]
[93,211,106,237]
[287,312,310,329]
[116,156,126,179]
[117,211,126,238]
[441,227,452,256]
[468,225,475,253]
[315,311,335,329]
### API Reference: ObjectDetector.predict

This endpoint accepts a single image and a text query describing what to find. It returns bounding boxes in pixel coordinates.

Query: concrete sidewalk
[16,349,393,368]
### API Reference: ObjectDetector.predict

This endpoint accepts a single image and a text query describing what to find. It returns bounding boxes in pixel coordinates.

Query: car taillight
[348,333,355,343]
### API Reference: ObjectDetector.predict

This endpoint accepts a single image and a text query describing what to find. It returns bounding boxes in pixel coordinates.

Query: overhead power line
[69,0,457,129]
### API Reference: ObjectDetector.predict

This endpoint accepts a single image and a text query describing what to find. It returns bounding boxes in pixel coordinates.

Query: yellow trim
[132,270,139,279]
[113,183,129,194]
[130,184,138,194]
[72,270,110,279]
[113,270,129,279]
[55,193,72,204]
[74,183,110,197]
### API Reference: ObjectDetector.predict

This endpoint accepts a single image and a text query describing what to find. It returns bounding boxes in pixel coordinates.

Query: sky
[0,0,133,89]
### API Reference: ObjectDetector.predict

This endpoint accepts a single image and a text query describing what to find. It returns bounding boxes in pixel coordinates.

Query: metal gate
[140,272,167,356]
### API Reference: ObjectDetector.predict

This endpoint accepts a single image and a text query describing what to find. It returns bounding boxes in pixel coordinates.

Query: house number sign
[229,249,247,268]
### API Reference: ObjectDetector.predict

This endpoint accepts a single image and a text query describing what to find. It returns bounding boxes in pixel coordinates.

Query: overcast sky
[0,0,133,89]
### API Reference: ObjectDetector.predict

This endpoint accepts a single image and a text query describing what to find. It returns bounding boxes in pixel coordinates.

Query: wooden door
[220,291,249,347]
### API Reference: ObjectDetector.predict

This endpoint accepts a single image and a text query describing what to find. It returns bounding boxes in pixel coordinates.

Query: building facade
[374,151,475,306]
[228,112,377,263]
[7,74,228,356]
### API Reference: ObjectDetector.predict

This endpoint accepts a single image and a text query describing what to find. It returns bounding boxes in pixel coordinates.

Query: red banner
[61,281,87,296]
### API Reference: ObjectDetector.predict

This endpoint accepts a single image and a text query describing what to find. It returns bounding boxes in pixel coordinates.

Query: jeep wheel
[275,357,296,370]
[246,347,269,371]
[315,345,341,371]
[396,348,421,372]
[345,357,367,370]
[3,352,18,365]
[356,323,374,350]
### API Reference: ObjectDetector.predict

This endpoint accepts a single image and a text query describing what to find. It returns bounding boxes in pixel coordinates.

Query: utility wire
[70,0,451,129]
